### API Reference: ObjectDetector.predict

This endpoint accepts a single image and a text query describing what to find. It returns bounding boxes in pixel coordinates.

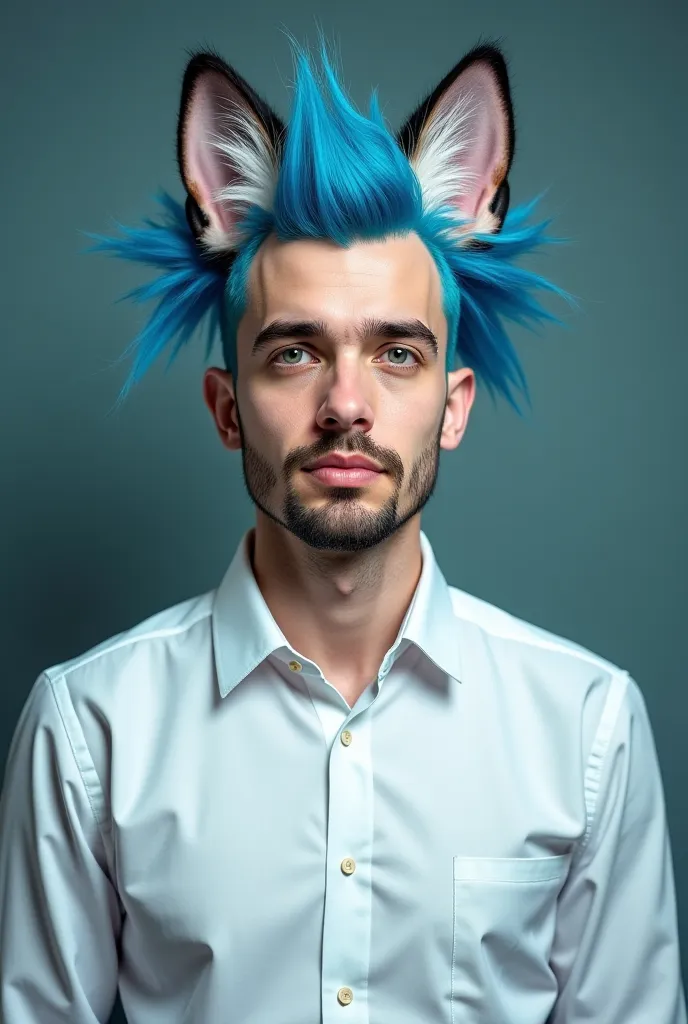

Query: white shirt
[0,527,685,1024]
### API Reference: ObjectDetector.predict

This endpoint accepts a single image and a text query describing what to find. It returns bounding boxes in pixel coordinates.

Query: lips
[304,454,382,472]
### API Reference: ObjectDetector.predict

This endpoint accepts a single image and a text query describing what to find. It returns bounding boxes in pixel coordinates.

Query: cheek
[240,384,301,451]
[378,383,445,442]
[241,373,445,454]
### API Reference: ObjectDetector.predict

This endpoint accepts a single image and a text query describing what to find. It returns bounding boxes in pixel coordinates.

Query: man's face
[209,231,474,552]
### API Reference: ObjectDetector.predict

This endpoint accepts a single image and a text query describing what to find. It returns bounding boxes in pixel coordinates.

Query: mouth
[302,465,383,486]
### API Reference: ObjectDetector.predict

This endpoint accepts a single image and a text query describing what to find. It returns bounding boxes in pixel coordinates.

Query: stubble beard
[236,403,444,552]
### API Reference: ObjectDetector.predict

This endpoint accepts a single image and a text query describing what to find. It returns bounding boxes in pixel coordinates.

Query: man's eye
[379,347,418,368]
[272,347,314,366]
[271,346,418,369]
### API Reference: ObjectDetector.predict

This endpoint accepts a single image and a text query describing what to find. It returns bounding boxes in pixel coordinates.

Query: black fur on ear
[176,49,286,253]
[397,42,515,238]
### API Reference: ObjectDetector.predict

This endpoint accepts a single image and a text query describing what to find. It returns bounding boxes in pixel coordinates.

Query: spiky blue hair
[88,38,574,415]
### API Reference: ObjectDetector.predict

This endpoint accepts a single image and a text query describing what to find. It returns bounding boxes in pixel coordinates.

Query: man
[1,34,685,1024]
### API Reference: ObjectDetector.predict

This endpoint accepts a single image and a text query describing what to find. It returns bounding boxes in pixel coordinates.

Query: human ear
[439,368,476,450]
[202,367,242,451]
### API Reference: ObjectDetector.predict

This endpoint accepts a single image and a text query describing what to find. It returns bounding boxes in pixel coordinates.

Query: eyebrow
[251,316,438,358]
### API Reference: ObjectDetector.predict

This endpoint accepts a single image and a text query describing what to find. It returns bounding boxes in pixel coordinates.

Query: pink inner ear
[182,71,243,234]
[436,62,509,220]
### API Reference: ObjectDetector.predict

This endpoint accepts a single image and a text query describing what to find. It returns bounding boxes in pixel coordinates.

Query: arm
[0,672,121,1022]
[547,672,686,1023]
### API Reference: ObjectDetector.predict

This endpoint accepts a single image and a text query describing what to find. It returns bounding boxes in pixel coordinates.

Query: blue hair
[88,37,574,415]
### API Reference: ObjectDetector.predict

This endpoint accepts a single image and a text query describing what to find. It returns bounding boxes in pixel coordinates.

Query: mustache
[283,435,404,482]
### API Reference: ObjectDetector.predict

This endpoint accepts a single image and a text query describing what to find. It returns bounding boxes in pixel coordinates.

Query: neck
[250,512,423,698]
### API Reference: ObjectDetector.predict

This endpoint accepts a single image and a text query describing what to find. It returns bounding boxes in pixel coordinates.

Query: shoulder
[41,588,216,706]
[444,584,641,789]
[446,583,626,679]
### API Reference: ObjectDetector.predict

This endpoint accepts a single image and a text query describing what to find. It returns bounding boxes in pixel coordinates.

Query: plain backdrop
[1,0,686,1019]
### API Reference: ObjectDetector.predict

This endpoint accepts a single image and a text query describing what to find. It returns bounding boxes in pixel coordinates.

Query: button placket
[322,713,373,1020]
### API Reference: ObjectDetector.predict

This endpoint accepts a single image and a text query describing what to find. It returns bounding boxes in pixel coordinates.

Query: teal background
[1,1,685,1019]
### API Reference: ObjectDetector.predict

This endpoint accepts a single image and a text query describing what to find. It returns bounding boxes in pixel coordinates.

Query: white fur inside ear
[409,89,479,219]
[408,58,511,243]
[206,104,279,252]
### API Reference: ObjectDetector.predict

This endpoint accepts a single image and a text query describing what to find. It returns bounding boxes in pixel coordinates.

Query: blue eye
[270,345,419,370]
[272,347,314,366]
[380,347,418,367]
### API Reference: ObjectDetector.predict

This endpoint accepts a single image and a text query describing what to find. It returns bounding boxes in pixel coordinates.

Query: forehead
[246,231,444,325]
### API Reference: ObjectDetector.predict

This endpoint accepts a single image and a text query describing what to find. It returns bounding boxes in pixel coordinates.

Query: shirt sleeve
[0,672,122,1023]
[547,671,687,1023]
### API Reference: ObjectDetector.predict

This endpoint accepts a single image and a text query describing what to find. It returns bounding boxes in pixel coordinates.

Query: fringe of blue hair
[86,39,575,415]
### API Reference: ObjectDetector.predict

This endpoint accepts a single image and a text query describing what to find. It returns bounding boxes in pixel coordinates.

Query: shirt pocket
[451,854,570,1024]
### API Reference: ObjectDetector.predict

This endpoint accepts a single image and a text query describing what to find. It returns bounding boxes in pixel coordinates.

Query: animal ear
[397,44,514,241]
[177,52,286,255]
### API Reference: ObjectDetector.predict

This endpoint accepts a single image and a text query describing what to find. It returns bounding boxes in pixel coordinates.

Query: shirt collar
[212,527,462,699]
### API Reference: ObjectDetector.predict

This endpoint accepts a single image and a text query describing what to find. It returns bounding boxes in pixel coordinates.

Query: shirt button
[288,660,302,672]
[341,857,356,875]
[337,987,353,1006]
[340,729,352,746]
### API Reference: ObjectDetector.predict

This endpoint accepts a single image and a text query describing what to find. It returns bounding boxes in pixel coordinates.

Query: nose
[314,358,375,433]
